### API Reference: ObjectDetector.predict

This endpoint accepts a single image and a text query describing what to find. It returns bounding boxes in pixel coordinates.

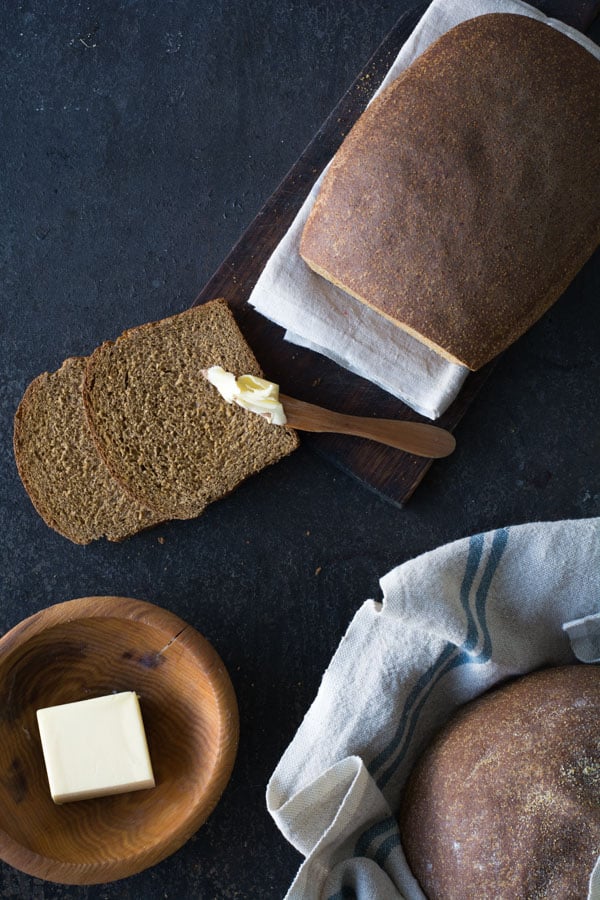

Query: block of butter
[36,691,155,803]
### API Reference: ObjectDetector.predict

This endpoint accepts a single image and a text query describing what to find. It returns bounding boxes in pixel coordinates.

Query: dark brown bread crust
[83,299,299,520]
[300,14,600,370]
[13,357,160,544]
[399,665,600,899]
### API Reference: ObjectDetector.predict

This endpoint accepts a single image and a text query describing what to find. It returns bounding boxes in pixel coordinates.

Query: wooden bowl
[0,596,239,884]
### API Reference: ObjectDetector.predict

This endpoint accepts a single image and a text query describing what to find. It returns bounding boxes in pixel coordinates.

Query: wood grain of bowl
[0,596,239,884]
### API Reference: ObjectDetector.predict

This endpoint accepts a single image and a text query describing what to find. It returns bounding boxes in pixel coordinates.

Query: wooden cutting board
[193,0,600,506]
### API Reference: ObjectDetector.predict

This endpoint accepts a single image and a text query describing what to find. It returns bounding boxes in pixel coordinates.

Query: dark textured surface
[1,2,599,898]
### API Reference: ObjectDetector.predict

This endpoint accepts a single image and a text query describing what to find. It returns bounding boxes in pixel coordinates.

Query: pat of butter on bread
[37,691,155,804]
[204,366,287,425]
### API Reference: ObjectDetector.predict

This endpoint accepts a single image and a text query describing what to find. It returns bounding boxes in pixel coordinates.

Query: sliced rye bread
[82,298,299,520]
[14,356,161,544]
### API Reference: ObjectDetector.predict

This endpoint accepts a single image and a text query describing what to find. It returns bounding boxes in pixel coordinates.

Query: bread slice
[300,14,600,371]
[14,357,160,544]
[82,299,299,520]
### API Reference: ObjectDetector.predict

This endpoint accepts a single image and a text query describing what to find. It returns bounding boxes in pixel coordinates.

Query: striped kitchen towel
[267,517,600,899]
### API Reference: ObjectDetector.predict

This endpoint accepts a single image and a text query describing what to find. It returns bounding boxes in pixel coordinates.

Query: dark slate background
[1,1,599,897]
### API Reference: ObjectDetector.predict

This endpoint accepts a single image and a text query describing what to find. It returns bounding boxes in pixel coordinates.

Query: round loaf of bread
[399,665,600,900]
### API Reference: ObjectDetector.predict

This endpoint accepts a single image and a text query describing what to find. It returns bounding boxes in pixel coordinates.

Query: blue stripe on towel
[374,645,458,791]
[369,527,509,792]
[327,887,357,900]
[462,531,486,651]
[354,815,398,858]
[372,831,402,868]
[367,532,485,783]
[367,640,457,779]
[471,526,508,661]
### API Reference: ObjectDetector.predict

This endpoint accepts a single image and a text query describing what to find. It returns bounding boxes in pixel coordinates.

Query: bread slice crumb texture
[83,299,299,520]
[13,357,160,544]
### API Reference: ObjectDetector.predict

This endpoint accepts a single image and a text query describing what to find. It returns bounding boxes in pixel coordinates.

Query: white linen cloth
[249,0,600,419]
[268,517,600,899]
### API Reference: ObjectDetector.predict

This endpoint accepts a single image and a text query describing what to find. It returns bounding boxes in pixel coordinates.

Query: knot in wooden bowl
[0,596,239,884]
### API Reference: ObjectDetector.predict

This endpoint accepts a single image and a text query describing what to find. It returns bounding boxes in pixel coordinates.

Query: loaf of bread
[399,665,600,899]
[300,14,600,370]
[13,357,160,544]
[83,299,299,521]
